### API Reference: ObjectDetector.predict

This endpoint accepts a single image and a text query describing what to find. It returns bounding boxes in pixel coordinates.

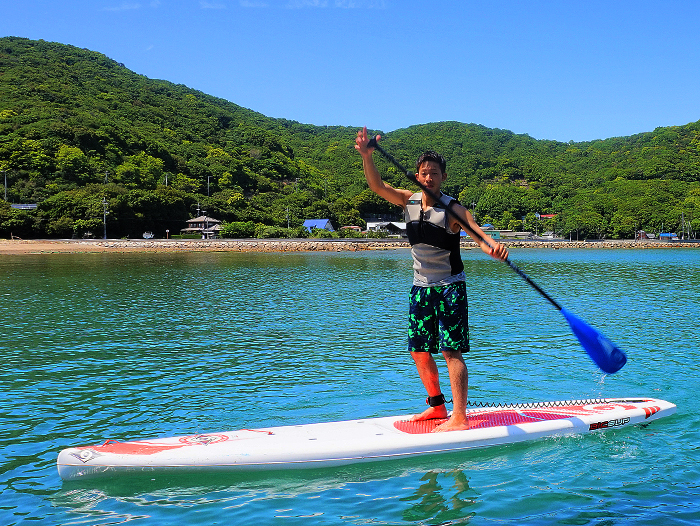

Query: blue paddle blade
[560,308,627,374]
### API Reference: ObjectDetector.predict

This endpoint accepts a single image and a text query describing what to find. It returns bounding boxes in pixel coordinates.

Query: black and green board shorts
[408,281,469,354]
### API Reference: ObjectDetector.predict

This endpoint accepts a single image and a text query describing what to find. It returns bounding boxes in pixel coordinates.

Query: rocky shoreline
[1,238,698,254]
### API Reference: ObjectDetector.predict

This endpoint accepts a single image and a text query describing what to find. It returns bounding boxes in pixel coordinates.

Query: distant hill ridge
[0,36,698,239]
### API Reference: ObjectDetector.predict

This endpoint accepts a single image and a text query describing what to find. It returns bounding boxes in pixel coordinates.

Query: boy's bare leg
[432,350,470,432]
[410,351,449,421]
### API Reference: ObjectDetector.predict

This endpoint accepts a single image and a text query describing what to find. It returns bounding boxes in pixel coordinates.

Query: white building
[181,216,221,239]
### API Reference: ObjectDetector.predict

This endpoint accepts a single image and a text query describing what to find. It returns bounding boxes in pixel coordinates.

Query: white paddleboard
[57,397,675,481]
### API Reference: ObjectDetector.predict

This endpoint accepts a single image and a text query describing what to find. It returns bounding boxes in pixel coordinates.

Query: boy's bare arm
[450,204,509,261]
[355,127,412,207]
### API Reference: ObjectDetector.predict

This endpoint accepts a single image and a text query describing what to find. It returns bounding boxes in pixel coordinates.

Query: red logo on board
[179,434,229,446]
[643,406,661,419]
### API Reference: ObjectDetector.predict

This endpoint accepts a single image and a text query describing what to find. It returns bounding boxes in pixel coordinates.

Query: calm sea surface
[1,247,699,525]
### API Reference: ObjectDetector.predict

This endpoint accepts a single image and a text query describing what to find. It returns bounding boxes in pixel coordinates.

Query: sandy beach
[1,238,698,254]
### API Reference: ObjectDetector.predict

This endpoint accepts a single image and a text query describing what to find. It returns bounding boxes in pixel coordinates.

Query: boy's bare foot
[410,404,448,421]
[431,415,471,432]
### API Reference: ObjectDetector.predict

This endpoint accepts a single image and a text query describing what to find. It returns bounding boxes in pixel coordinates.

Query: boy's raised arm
[355,127,412,207]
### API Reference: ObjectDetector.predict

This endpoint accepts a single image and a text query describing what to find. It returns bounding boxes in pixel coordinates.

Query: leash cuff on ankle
[426,394,447,407]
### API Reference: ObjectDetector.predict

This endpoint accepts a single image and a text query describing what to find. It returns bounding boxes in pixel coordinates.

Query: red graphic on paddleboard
[395,409,579,434]
[394,403,644,434]
[72,432,258,462]
[179,434,229,446]
[85,440,186,456]
[74,434,231,459]
[589,404,637,412]
[644,406,661,419]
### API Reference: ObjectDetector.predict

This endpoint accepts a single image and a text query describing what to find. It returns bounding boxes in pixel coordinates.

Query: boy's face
[416,160,446,192]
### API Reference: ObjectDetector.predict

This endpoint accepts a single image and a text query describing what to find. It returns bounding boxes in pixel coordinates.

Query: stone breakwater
[84,239,405,252]
[1,238,698,254]
[86,239,698,251]
[500,239,700,249]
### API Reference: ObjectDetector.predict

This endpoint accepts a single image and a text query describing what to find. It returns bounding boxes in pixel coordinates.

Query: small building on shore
[479,224,536,240]
[303,219,334,233]
[181,216,221,239]
[366,221,407,237]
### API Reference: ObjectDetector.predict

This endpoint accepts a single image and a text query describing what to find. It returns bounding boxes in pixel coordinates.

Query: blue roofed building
[303,219,334,233]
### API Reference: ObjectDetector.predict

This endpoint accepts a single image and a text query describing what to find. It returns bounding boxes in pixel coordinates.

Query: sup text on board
[589,417,630,430]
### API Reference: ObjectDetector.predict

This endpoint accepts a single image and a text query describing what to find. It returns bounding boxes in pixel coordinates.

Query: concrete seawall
[1,238,698,254]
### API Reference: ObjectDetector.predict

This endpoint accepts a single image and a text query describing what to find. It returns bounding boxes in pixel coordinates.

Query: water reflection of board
[57,397,675,481]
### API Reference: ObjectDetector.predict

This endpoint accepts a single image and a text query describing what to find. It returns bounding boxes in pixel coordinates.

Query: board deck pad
[57,397,676,481]
[394,418,449,434]
[394,408,586,434]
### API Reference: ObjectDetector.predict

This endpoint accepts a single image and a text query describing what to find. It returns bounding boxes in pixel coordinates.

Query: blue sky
[2,0,699,142]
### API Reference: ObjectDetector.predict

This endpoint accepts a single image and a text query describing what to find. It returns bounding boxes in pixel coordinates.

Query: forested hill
[1,36,699,239]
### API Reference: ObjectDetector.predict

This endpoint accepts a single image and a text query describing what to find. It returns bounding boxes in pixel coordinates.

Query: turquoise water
[1,247,699,525]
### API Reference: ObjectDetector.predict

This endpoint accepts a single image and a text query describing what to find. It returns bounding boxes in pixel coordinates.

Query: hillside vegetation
[1,37,699,239]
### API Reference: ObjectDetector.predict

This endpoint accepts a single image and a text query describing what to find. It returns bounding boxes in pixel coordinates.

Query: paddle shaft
[367,136,563,312]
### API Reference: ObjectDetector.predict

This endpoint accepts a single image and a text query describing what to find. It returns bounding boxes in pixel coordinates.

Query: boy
[355,127,508,432]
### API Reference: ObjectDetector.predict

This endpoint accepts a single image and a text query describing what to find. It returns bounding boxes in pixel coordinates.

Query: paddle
[367,135,627,374]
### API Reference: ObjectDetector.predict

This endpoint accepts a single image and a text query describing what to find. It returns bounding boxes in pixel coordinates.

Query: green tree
[609,212,637,239]
[115,152,163,190]
[56,145,92,183]
[220,221,256,238]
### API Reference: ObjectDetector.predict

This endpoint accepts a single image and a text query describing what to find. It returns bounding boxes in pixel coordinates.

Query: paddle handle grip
[367,136,412,178]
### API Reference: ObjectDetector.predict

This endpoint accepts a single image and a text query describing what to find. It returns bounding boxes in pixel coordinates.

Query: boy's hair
[416,151,446,174]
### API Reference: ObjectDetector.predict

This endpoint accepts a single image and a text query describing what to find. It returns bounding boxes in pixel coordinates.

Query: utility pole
[195,202,204,239]
[203,208,208,239]
[102,197,108,239]
[682,212,685,240]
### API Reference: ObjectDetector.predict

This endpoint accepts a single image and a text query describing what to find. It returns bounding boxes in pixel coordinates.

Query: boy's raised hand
[355,127,379,156]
